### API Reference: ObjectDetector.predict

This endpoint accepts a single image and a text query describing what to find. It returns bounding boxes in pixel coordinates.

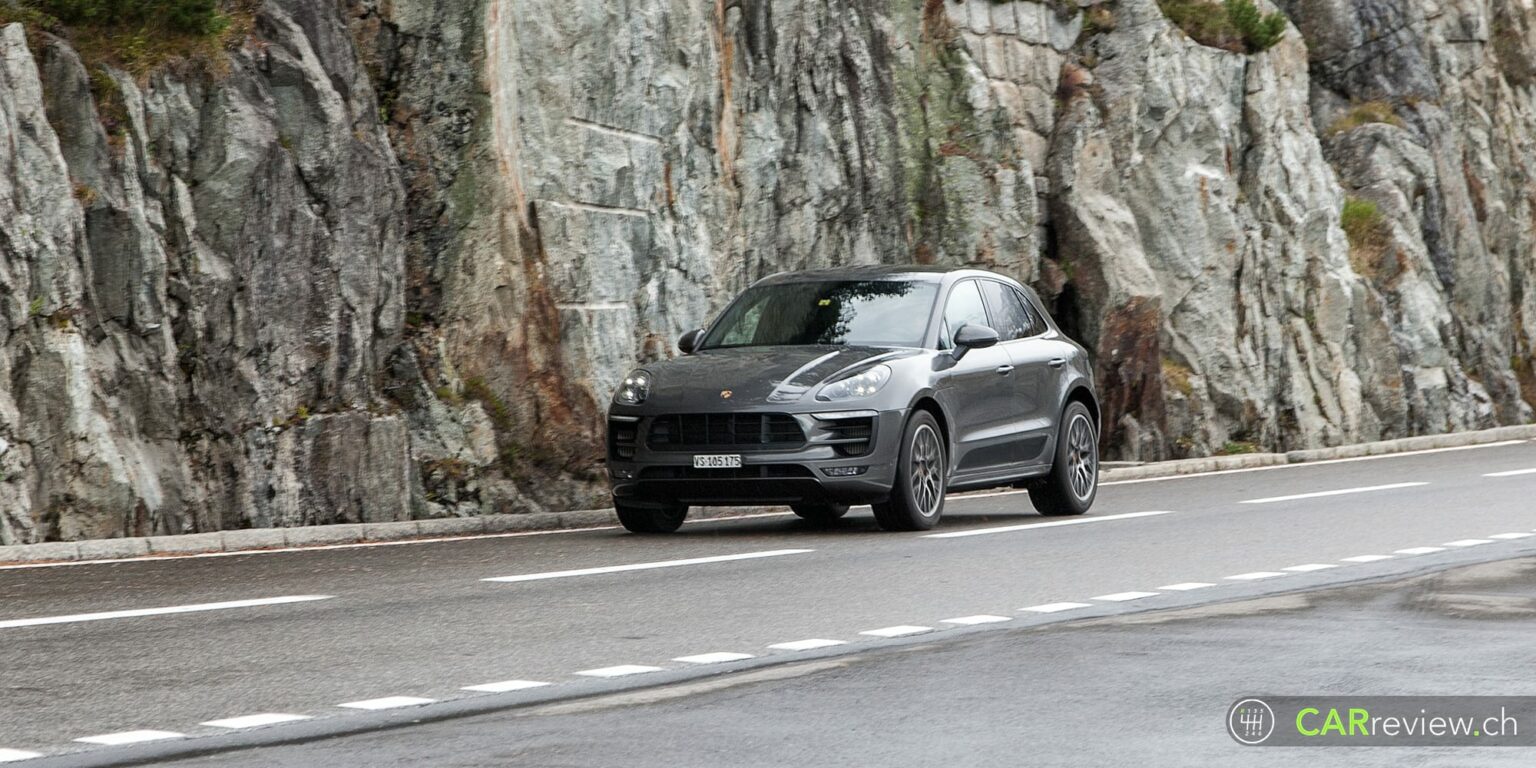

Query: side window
[979,281,1031,341]
[1012,287,1049,337]
[939,280,990,349]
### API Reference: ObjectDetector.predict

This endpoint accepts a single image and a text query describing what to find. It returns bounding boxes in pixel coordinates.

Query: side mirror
[951,324,999,360]
[678,328,705,354]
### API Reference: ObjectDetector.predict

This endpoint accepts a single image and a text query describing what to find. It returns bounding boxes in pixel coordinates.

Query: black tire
[791,503,849,522]
[615,502,689,533]
[872,410,947,531]
[1028,401,1098,516]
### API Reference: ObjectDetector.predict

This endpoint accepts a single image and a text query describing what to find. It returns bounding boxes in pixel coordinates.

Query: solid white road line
[941,615,1013,625]
[1226,572,1287,581]
[338,697,436,710]
[0,750,43,762]
[1443,539,1493,547]
[1395,547,1445,555]
[482,549,813,583]
[1104,440,1529,487]
[672,652,755,665]
[1282,564,1338,572]
[0,595,334,630]
[201,714,311,729]
[1490,532,1533,540]
[769,639,846,651]
[1341,555,1394,563]
[1238,482,1427,505]
[923,510,1175,539]
[1483,468,1536,477]
[859,625,933,638]
[1157,582,1216,591]
[75,731,185,746]
[1090,591,1159,602]
[1021,602,1092,613]
[575,665,664,678]
[461,680,551,693]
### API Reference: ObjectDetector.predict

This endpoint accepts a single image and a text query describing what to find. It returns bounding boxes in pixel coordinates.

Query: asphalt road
[2,439,1535,765]
[172,556,1536,768]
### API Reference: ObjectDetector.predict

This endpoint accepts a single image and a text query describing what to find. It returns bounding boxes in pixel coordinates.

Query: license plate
[693,454,742,469]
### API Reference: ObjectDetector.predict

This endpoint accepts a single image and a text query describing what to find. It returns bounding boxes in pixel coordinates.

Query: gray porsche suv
[606,265,1100,533]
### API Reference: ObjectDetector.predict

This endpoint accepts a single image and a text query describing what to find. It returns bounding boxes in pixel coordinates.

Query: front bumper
[605,408,906,508]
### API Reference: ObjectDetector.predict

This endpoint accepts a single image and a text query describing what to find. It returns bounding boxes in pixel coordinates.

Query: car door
[979,280,1055,465]
[936,279,1019,474]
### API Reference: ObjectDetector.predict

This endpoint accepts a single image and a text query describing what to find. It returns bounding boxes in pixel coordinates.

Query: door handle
[1048,358,1067,369]
[995,365,1015,375]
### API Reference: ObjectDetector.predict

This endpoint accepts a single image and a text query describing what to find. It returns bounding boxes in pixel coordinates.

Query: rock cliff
[0,0,1531,542]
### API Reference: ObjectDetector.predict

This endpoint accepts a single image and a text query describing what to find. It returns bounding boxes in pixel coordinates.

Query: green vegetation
[1327,100,1404,135]
[1161,358,1195,397]
[1158,0,1287,54]
[1340,196,1390,276]
[32,0,226,35]
[0,1,254,79]
[1215,440,1260,455]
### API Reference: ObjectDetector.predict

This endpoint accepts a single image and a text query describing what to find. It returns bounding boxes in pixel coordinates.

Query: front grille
[818,416,876,457]
[608,418,639,460]
[646,413,805,451]
[638,464,816,480]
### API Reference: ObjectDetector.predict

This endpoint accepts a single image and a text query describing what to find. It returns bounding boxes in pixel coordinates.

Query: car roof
[755,264,1014,285]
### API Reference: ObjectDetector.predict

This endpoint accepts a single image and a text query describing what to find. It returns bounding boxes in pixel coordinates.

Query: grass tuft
[1327,100,1404,135]
[1158,0,1286,54]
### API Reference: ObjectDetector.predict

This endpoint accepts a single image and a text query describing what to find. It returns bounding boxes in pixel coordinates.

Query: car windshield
[701,279,938,349]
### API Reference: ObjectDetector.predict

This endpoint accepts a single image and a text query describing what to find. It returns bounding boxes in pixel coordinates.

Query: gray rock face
[0,0,1531,542]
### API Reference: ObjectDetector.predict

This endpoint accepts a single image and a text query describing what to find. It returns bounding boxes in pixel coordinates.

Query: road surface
[1,439,1534,765]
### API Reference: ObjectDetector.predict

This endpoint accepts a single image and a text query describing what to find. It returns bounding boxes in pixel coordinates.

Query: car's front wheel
[1028,401,1098,516]
[615,502,689,533]
[791,503,849,522]
[872,410,947,531]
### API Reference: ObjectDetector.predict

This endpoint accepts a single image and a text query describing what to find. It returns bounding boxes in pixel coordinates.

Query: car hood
[635,346,920,410]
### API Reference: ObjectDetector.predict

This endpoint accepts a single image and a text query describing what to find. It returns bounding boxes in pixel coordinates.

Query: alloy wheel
[910,424,944,517]
[1067,413,1097,501]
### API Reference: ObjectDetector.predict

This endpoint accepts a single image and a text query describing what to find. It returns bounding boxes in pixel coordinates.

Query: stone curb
[2,425,1531,567]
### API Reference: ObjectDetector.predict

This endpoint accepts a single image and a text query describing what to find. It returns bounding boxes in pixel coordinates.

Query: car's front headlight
[614,369,653,405]
[816,365,891,402]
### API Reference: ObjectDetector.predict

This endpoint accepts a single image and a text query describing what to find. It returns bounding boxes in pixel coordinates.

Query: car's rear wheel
[872,410,947,531]
[791,503,849,522]
[1028,401,1098,516]
[615,502,689,533]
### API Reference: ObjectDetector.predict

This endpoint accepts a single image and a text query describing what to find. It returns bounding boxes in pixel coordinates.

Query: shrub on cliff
[27,0,227,35]
[1159,0,1287,54]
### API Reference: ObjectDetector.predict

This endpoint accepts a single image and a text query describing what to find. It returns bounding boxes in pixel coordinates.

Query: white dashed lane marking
[1090,591,1159,602]
[461,680,550,693]
[672,652,754,665]
[200,714,310,729]
[1341,555,1394,563]
[0,595,334,630]
[1238,482,1427,505]
[923,510,1174,539]
[1395,547,1445,555]
[75,731,185,746]
[1157,582,1216,591]
[1021,602,1092,613]
[0,750,42,762]
[859,625,933,638]
[1484,468,1536,477]
[575,665,664,678]
[941,615,1012,625]
[1282,564,1337,572]
[482,549,813,583]
[1226,572,1287,581]
[1443,539,1493,547]
[338,697,436,710]
[769,639,846,651]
